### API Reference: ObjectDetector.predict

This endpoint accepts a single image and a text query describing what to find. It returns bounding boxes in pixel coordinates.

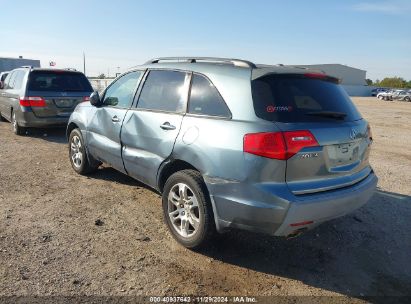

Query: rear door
[26,70,93,118]
[87,70,144,172]
[121,70,190,188]
[252,74,373,195]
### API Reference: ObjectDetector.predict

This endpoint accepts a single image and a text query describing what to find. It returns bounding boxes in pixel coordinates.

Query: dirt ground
[0,97,410,302]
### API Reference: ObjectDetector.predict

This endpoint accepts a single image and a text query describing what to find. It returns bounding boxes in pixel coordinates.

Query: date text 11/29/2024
[149,296,257,303]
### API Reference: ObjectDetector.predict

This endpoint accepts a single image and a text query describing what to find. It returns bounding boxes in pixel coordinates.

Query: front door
[87,70,144,172]
[121,70,190,187]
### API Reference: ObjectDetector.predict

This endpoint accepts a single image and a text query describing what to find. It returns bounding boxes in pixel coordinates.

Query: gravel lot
[0,97,410,301]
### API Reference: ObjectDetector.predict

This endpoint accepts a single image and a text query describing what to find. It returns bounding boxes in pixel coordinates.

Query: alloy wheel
[12,113,18,133]
[167,183,201,238]
[70,135,83,168]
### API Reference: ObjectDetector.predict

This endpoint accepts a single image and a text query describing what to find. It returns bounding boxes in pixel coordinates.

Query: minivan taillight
[243,130,318,160]
[20,97,46,107]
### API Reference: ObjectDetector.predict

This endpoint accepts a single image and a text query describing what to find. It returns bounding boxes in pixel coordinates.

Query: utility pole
[83,52,86,75]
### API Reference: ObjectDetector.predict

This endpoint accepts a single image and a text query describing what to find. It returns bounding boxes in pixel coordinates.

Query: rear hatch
[251,72,373,195]
[26,70,93,118]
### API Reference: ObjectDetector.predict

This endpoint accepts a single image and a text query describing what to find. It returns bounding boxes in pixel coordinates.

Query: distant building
[0,57,41,73]
[293,64,371,96]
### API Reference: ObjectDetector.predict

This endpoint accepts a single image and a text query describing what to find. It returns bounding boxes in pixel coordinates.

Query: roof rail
[21,65,33,69]
[65,68,77,71]
[145,57,256,68]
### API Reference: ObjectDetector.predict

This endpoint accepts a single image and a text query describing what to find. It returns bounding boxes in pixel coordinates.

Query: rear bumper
[207,172,378,236]
[274,172,377,236]
[17,110,69,128]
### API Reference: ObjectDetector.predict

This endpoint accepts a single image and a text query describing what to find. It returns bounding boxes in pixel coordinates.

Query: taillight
[283,130,318,159]
[83,96,90,102]
[243,130,318,160]
[19,97,46,107]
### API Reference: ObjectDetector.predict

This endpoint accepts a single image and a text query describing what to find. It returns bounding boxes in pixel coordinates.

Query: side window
[13,71,26,90]
[103,71,143,108]
[188,74,231,117]
[5,71,16,89]
[137,70,189,112]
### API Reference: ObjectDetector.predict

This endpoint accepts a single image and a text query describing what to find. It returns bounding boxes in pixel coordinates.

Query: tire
[162,169,216,249]
[0,112,6,122]
[69,128,99,175]
[11,111,26,135]
[378,95,383,100]
[404,97,410,102]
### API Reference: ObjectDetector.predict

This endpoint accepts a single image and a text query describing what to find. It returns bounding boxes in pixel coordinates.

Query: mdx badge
[300,152,319,159]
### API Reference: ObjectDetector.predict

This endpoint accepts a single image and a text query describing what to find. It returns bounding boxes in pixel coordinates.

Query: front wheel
[69,128,99,175]
[162,170,216,249]
[404,97,410,102]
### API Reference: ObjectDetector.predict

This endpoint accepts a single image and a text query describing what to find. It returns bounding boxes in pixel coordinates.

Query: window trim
[132,68,192,114]
[101,69,146,109]
[186,72,232,119]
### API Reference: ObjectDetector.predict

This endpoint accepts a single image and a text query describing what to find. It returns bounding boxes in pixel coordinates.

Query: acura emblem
[349,128,357,140]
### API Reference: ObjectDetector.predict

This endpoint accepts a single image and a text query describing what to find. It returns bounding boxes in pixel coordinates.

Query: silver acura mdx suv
[67,57,377,248]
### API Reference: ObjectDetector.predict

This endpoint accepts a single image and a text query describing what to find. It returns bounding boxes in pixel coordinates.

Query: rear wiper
[305,111,347,120]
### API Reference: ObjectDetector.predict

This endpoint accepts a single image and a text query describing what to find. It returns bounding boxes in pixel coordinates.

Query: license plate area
[327,142,360,167]
[54,99,75,108]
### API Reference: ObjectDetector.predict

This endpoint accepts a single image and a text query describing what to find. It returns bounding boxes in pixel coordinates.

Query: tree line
[366,77,411,89]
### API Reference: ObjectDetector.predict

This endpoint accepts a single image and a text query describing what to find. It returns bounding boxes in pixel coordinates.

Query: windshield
[28,71,93,92]
[251,74,362,123]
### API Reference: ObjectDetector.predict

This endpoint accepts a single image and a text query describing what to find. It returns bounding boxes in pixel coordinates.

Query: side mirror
[89,91,102,107]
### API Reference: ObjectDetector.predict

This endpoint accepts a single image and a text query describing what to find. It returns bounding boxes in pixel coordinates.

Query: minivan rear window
[28,71,93,92]
[251,74,362,123]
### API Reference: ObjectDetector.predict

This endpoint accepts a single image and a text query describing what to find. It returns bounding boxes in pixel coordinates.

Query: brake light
[19,97,46,107]
[243,130,318,160]
[83,96,90,102]
[304,73,327,79]
[283,130,319,158]
[243,132,287,159]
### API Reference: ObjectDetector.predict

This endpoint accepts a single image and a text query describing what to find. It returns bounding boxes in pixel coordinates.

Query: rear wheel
[162,170,216,249]
[69,128,99,175]
[11,111,26,135]
[404,97,410,102]
[0,112,6,122]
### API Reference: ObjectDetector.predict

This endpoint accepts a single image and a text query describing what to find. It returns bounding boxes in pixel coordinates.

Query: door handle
[111,115,120,123]
[160,122,176,130]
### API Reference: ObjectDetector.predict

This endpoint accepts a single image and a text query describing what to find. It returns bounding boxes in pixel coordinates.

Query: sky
[0,0,410,80]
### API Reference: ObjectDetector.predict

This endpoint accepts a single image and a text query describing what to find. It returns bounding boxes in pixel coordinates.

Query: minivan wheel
[162,170,216,249]
[11,111,26,135]
[69,128,99,175]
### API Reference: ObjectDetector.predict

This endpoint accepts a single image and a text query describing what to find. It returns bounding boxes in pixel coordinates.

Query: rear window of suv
[251,74,362,123]
[28,71,93,92]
